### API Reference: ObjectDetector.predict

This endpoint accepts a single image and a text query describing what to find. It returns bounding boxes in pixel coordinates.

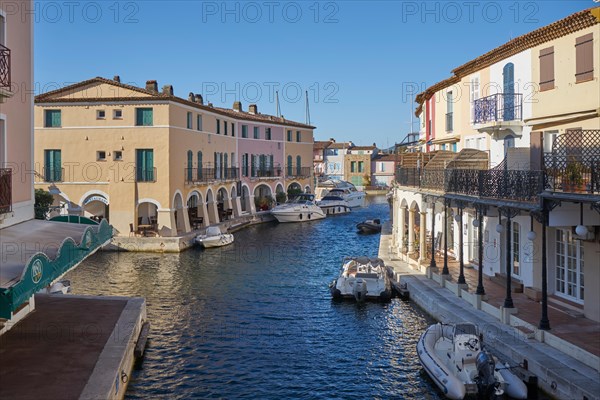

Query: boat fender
[308,213,311,219]
[299,213,303,220]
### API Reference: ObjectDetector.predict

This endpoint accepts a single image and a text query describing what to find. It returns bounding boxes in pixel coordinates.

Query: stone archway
[173,191,190,234]
[241,184,252,214]
[254,184,273,211]
[206,188,219,224]
[287,182,302,197]
[81,193,109,222]
[217,186,231,221]
[187,191,208,229]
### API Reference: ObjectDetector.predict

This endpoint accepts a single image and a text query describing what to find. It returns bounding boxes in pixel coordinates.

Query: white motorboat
[417,322,527,400]
[315,180,365,208]
[195,226,234,248]
[330,257,393,302]
[317,194,351,216]
[39,280,71,295]
[270,193,326,223]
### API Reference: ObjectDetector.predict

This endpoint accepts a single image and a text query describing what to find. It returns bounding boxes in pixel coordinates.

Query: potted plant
[275,191,287,204]
[564,162,587,193]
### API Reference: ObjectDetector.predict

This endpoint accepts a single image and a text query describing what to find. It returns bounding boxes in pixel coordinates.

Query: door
[511,221,521,277]
[503,63,515,121]
[555,229,584,303]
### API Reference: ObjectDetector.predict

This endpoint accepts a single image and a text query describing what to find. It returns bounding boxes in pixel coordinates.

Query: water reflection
[66,196,441,399]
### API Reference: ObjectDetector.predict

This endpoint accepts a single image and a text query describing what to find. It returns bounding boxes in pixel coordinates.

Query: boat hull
[196,233,234,248]
[331,258,392,302]
[271,209,326,223]
[356,222,381,233]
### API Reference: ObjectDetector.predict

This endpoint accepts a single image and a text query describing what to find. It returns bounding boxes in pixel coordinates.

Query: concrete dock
[0,294,146,399]
[379,223,600,400]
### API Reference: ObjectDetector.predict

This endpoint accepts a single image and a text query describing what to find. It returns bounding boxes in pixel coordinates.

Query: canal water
[66,196,442,399]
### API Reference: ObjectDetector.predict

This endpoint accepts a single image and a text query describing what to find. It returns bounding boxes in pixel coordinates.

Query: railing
[253,167,282,178]
[446,112,453,132]
[0,44,10,89]
[185,167,238,183]
[136,167,157,182]
[0,168,11,214]
[474,93,522,124]
[286,166,312,178]
[544,157,600,194]
[395,166,543,203]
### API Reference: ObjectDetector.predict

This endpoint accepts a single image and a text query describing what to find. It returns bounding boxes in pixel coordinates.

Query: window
[251,154,257,177]
[575,33,594,83]
[350,161,356,173]
[242,125,248,138]
[224,121,228,136]
[254,127,259,139]
[296,156,302,175]
[556,229,584,302]
[187,150,193,181]
[543,130,558,153]
[217,119,221,134]
[197,151,203,179]
[287,155,293,176]
[135,108,153,126]
[511,221,520,276]
[231,123,235,137]
[97,151,106,161]
[379,162,385,172]
[446,91,453,132]
[265,128,271,140]
[358,150,365,155]
[287,130,292,141]
[97,110,106,119]
[113,151,123,161]
[44,110,62,128]
[187,112,193,129]
[135,149,154,182]
[197,115,203,131]
[358,161,364,173]
[470,76,479,123]
[113,109,123,119]
[296,131,301,142]
[242,153,248,177]
[539,46,555,91]
[44,150,62,182]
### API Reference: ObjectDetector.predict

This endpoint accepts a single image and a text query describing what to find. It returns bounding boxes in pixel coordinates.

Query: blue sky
[35,0,594,147]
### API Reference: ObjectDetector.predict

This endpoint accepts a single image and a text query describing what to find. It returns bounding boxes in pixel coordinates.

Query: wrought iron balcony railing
[0,44,10,89]
[544,157,600,194]
[394,166,543,203]
[185,167,238,183]
[473,93,522,124]
[286,166,312,178]
[0,168,12,214]
[252,167,282,178]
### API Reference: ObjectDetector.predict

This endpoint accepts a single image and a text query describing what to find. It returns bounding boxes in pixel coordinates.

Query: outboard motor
[475,349,498,399]
[353,279,367,302]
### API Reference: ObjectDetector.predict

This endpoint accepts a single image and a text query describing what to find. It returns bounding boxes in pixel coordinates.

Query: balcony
[185,167,238,184]
[473,93,523,132]
[395,166,543,204]
[0,168,12,214]
[286,166,312,178]
[252,167,282,178]
[543,129,600,196]
[0,44,11,94]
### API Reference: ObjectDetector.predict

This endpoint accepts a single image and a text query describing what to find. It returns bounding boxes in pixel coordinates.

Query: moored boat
[356,219,382,233]
[315,180,365,208]
[271,194,326,223]
[330,257,393,302]
[317,194,351,216]
[195,226,234,248]
[417,322,527,400]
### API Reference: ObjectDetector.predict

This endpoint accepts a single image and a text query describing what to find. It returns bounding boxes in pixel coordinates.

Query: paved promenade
[378,223,600,400]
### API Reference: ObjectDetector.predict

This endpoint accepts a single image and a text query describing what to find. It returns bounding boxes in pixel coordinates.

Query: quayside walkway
[379,223,600,400]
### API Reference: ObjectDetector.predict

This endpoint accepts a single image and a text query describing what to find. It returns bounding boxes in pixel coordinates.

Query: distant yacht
[315,180,365,208]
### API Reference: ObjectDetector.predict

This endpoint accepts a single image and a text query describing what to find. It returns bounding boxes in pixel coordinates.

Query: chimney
[113,75,121,83]
[329,138,336,143]
[162,85,174,96]
[249,104,258,114]
[194,94,203,105]
[233,101,242,112]
[208,102,213,108]
[188,92,195,101]
[145,80,158,93]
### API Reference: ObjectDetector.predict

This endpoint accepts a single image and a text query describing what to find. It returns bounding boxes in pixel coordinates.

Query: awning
[527,110,599,131]
[0,219,113,318]
[430,135,461,145]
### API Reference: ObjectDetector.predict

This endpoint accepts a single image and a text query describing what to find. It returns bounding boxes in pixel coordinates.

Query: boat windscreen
[206,226,222,236]
[454,323,478,337]
[321,196,344,201]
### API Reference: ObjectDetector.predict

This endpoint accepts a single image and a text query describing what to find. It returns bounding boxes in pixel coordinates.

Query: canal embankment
[0,294,147,400]
[379,222,600,400]
[104,211,275,253]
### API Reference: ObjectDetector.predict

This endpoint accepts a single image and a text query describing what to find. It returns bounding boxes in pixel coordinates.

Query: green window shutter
[197,151,203,179]
[287,155,293,176]
[224,153,228,178]
[224,122,228,135]
[136,108,153,126]
[231,123,235,137]
[296,156,301,175]
[45,112,51,128]
[52,111,61,127]
[251,155,256,177]
[269,155,274,173]
[296,131,300,142]
[136,109,143,126]
[146,150,154,181]
[54,150,61,181]
[197,115,203,131]
[217,120,221,134]
[144,109,153,126]
[187,151,193,181]
[44,150,51,181]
